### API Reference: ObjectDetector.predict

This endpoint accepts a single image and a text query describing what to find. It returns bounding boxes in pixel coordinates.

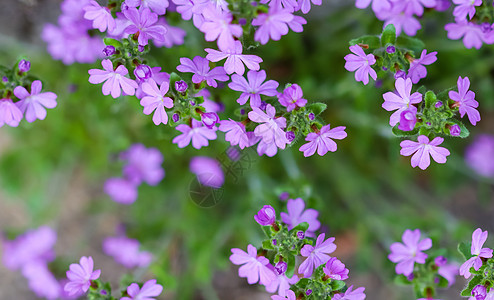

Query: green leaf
[103,38,123,48]
[461,275,482,296]
[436,275,450,289]
[349,35,381,50]
[286,254,296,278]
[262,225,272,238]
[307,103,327,116]
[330,280,346,291]
[391,125,419,137]
[424,91,437,109]
[381,24,396,46]
[396,36,425,55]
[394,274,413,286]
[458,241,472,260]
[289,222,309,234]
[262,239,274,250]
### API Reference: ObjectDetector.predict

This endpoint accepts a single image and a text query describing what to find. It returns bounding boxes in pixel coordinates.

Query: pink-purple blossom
[266,274,298,297]
[189,156,225,188]
[407,49,437,84]
[344,45,377,85]
[122,7,167,46]
[388,229,432,276]
[140,79,174,125]
[248,104,288,149]
[400,135,450,170]
[121,143,165,186]
[452,0,482,21]
[173,119,217,149]
[125,0,170,15]
[323,257,349,280]
[252,8,294,44]
[355,0,391,15]
[297,0,322,14]
[154,18,187,48]
[398,109,417,131]
[280,198,320,235]
[205,41,262,75]
[14,80,58,123]
[104,177,139,204]
[83,1,116,32]
[64,256,101,296]
[445,21,491,49]
[121,279,163,300]
[381,6,422,36]
[299,124,347,157]
[465,134,494,178]
[271,289,296,300]
[200,6,243,50]
[254,205,276,226]
[177,56,229,88]
[0,98,23,127]
[278,84,307,112]
[88,59,138,98]
[298,233,337,278]
[103,236,152,268]
[229,244,276,286]
[228,70,279,107]
[460,228,493,279]
[449,76,480,126]
[332,285,366,300]
[219,119,256,149]
[382,77,422,126]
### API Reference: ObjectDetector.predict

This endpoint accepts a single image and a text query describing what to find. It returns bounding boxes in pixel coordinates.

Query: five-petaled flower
[13,80,57,123]
[121,279,163,300]
[299,124,347,157]
[388,229,432,276]
[177,56,229,88]
[172,119,217,149]
[382,77,422,126]
[64,256,101,296]
[88,59,138,98]
[344,45,377,85]
[140,79,174,125]
[298,233,337,278]
[400,135,451,170]
[281,198,320,236]
[248,104,288,149]
[449,76,480,126]
[459,228,493,279]
[228,70,279,107]
[229,244,276,286]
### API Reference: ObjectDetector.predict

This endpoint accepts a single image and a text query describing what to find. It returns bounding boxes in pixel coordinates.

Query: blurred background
[0,0,493,299]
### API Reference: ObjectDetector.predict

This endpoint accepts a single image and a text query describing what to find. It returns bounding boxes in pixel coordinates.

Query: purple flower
[381,6,421,36]
[201,112,219,129]
[83,1,116,32]
[398,109,417,131]
[323,257,349,280]
[407,50,437,84]
[103,236,152,268]
[252,8,294,44]
[298,233,337,278]
[219,119,256,149]
[465,135,494,177]
[200,6,243,50]
[382,77,422,126]
[248,104,288,149]
[280,198,320,235]
[254,205,276,226]
[121,144,165,186]
[175,80,188,92]
[271,289,296,300]
[296,0,322,14]
[154,18,187,48]
[205,41,262,75]
[257,139,280,157]
[390,0,437,17]
[13,80,57,123]
[140,79,174,125]
[189,156,224,188]
[64,256,101,296]
[134,65,153,81]
[438,262,458,287]
[173,119,217,149]
[18,59,31,73]
[453,0,482,21]
[103,45,116,56]
[177,56,229,88]
[266,274,299,297]
[471,285,487,300]
[460,228,493,279]
[22,261,62,300]
[388,229,432,276]
[228,70,279,107]
[123,7,167,46]
[450,124,461,136]
[0,98,23,127]
[125,0,169,15]
[400,135,450,170]
[445,21,487,49]
[229,244,276,285]
[449,76,480,126]
[88,59,138,98]
[344,45,377,85]
[121,279,163,300]
[261,0,298,11]
[104,177,139,204]
[299,124,347,157]
[278,84,307,112]
[2,226,56,271]
[355,0,391,15]
[332,285,366,300]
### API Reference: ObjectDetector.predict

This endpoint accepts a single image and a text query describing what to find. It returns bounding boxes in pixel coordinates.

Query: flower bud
[103,46,116,57]
[18,59,31,73]
[274,261,287,275]
[394,70,406,79]
[286,131,295,142]
[450,124,461,136]
[472,285,487,300]
[201,112,219,129]
[308,113,315,120]
[435,101,443,108]
[434,256,447,267]
[254,205,276,226]
[386,45,396,54]
[134,64,152,80]
[297,231,305,239]
[172,113,180,123]
[175,80,188,93]
[398,109,417,131]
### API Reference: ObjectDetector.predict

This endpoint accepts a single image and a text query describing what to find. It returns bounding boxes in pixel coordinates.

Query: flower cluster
[0,60,58,128]
[388,229,458,299]
[38,0,348,158]
[230,197,366,299]
[104,144,165,204]
[346,25,480,170]
[458,228,494,299]
[64,256,163,300]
